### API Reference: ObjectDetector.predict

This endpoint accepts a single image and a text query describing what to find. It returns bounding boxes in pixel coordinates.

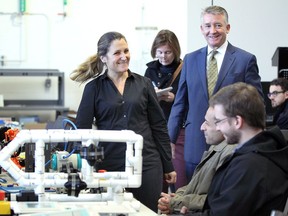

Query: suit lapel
[198,47,209,99]
[214,43,236,93]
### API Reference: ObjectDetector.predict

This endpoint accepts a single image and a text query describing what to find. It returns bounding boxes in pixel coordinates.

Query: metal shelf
[0,69,69,117]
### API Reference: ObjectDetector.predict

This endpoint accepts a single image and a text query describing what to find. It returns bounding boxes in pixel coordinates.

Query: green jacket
[170,141,236,212]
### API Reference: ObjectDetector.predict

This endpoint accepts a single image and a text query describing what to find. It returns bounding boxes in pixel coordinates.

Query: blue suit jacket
[168,43,263,164]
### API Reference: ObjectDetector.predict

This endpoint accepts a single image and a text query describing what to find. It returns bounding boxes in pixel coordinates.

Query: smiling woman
[70,31,176,212]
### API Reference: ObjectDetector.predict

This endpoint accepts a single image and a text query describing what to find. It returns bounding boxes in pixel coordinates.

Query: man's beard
[225,129,241,144]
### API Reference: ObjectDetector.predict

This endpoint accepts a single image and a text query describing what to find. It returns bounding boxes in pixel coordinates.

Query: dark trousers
[172,129,187,190]
[127,163,163,212]
[185,162,198,183]
[163,129,187,193]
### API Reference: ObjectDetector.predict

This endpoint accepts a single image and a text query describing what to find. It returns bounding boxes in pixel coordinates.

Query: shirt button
[123,115,126,118]
[122,101,125,104]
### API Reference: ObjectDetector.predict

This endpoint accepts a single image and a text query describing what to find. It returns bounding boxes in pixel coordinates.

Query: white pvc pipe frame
[0,129,143,202]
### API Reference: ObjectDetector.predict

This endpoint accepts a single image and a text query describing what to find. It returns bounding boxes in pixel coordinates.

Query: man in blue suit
[168,5,263,181]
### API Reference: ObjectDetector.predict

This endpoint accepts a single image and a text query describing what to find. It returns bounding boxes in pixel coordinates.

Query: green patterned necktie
[207,50,218,98]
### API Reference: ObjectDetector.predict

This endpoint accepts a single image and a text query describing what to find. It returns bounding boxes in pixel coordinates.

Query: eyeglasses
[156,50,173,56]
[214,117,229,126]
[267,91,285,98]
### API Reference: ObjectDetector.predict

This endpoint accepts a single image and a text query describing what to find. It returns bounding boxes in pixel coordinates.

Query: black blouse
[145,60,182,120]
[76,70,174,173]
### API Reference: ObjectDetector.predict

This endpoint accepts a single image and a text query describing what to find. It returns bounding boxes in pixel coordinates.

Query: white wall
[187,0,288,81]
[0,0,187,113]
[1,0,288,118]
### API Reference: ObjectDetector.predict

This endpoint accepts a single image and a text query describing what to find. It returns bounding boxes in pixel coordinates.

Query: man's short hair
[201,5,229,24]
[270,78,288,91]
[209,82,265,129]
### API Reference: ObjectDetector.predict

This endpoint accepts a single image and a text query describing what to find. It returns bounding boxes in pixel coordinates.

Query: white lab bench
[10,200,158,216]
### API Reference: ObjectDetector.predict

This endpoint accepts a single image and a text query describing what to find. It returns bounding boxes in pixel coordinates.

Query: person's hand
[180,206,188,214]
[171,143,176,159]
[164,171,177,184]
[158,192,175,214]
[157,91,175,102]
